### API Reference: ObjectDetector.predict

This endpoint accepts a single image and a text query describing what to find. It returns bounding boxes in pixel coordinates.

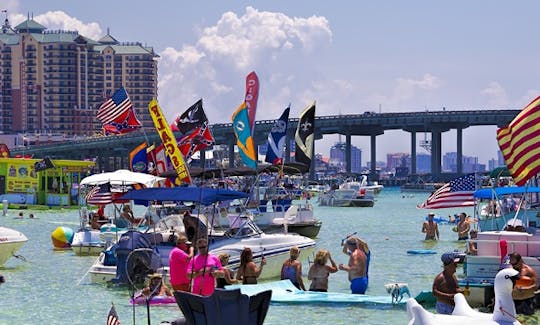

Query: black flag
[34,157,55,172]
[174,99,208,134]
[295,102,315,168]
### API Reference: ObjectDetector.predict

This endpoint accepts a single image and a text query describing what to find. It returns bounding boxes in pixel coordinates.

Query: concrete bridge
[10,109,519,178]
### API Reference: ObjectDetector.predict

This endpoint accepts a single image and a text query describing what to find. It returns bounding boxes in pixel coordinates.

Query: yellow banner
[148,99,191,185]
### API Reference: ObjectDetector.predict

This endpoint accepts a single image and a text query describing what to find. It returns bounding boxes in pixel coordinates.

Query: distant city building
[329,142,362,173]
[442,152,486,173]
[386,152,409,172]
[0,16,158,136]
[416,153,431,173]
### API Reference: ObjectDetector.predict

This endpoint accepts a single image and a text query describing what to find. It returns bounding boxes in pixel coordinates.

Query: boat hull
[0,227,28,266]
[260,221,322,238]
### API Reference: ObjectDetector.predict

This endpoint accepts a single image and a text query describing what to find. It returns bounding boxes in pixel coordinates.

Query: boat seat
[173,288,271,325]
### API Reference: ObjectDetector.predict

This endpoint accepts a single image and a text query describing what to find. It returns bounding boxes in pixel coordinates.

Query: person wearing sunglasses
[338,236,370,294]
[187,238,223,296]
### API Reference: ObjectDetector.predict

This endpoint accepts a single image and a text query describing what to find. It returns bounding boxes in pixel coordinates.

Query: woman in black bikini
[236,248,266,284]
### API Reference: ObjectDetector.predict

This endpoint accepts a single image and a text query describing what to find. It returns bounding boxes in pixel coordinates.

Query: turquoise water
[1,187,539,324]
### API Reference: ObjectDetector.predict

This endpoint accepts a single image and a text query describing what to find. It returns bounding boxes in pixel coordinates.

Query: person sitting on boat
[421,213,439,240]
[432,252,463,314]
[140,273,173,299]
[187,238,223,296]
[456,212,470,240]
[280,246,306,290]
[509,252,539,315]
[216,253,238,289]
[236,247,266,285]
[338,236,369,294]
[308,249,338,292]
[467,230,478,255]
[169,235,194,292]
[120,205,144,228]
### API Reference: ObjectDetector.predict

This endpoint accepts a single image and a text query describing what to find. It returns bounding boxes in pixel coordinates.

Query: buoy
[51,226,74,249]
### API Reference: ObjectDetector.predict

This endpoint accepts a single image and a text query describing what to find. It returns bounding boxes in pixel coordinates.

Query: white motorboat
[87,213,316,285]
[0,226,28,266]
[318,188,375,207]
[338,176,384,196]
[250,202,322,238]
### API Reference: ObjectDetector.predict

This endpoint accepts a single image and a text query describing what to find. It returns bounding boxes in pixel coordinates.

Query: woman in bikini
[236,247,266,284]
[280,246,306,290]
[308,249,338,292]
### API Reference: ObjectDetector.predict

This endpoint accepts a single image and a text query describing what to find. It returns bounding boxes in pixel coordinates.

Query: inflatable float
[227,280,403,305]
[407,249,437,255]
[406,267,521,325]
[130,294,176,305]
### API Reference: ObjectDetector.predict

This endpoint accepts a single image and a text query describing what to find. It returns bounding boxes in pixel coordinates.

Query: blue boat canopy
[473,186,540,199]
[119,187,249,205]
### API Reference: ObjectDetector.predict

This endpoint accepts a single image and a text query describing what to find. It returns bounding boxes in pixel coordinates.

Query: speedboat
[339,176,384,196]
[0,226,28,266]
[249,202,322,238]
[318,188,375,207]
[87,213,316,285]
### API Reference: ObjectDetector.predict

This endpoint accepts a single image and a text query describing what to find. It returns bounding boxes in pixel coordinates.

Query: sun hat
[441,252,460,265]
[428,212,435,216]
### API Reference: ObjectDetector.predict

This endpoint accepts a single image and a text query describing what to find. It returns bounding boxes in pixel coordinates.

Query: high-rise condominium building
[0,16,158,136]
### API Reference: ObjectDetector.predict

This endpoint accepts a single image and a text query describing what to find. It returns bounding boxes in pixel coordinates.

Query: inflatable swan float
[407,267,521,325]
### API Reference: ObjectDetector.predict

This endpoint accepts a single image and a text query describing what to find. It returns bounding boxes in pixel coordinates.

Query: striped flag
[85,183,113,205]
[417,174,476,209]
[496,96,540,186]
[106,303,120,325]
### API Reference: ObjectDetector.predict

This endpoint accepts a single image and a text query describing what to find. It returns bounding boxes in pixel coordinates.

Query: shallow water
[1,187,539,324]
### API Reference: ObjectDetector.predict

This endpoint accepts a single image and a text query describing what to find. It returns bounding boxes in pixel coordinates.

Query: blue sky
[4,1,540,165]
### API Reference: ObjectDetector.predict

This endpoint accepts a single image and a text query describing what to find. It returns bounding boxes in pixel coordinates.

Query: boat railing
[467,236,540,257]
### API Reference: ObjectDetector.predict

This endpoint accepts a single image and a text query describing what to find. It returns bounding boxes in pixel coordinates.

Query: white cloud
[10,11,102,40]
[481,82,509,107]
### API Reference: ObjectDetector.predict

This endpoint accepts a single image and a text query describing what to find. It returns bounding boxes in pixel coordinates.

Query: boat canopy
[80,169,165,187]
[473,186,540,199]
[120,187,249,205]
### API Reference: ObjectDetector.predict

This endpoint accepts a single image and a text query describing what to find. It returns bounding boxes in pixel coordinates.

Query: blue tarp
[473,186,540,199]
[119,187,249,205]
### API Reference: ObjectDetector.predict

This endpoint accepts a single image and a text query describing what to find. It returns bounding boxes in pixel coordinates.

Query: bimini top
[473,186,540,199]
[80,169,165,187]
[120,186,249,205]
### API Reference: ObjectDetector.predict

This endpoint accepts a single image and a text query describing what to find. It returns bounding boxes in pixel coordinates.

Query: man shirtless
[422,213,439,240]
[456,212,470,240]
[509,252,539,315]
[339,236,369,294]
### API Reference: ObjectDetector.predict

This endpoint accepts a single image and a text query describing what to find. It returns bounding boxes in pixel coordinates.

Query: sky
[3,1,540,166]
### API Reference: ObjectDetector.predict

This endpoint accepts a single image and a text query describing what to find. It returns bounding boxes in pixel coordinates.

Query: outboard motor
[111,231,159,285]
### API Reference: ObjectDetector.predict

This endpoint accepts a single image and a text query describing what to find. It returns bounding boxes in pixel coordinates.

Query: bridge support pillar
[346,134,351,174]
[431,130,442,178]
[370,134,376,178]
[410,131,417,174]
[457,128,463,175]
[229,143,235,168]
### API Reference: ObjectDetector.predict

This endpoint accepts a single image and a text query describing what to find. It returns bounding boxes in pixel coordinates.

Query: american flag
[106,303,120,325]
[85,183,113,205]
[417,174,476,209]
[97,87,135,124]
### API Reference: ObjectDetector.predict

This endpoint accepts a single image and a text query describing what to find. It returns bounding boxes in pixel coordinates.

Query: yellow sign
[148,99,191,184]
[6,162,38,192]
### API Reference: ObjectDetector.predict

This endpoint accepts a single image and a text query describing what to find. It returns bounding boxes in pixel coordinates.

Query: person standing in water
[422,212,440,240]
[338,236,369,294]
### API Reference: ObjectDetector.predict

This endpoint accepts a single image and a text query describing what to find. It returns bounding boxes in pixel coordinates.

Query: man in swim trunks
[422,212,439,240]
[456,212,470,240]
[338,236,368,294]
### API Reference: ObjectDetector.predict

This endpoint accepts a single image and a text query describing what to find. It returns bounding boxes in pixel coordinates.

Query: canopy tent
[473,186,540,199]
[119,187,249,205]
[80,169,165,187]
[489,167,511,179]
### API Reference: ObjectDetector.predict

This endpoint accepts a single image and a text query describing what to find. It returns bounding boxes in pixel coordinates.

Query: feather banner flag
[295,101,316,168]
[245,71,260,135]
[148,99,191,185]
[97,87,141,134]
[265,106,290,165]
[232,102,257,169]
[417,174,476,209]
[496,96,540,186]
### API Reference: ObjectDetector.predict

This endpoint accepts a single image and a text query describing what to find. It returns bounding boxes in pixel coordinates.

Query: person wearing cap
[509,252,538,315]
[456,212,470,240]
[421,213,439,240]
[187,238,224,296]
[140,273,173,298]
[432,252,463,314]
[169,235,194,292]
[338,236,370,294]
